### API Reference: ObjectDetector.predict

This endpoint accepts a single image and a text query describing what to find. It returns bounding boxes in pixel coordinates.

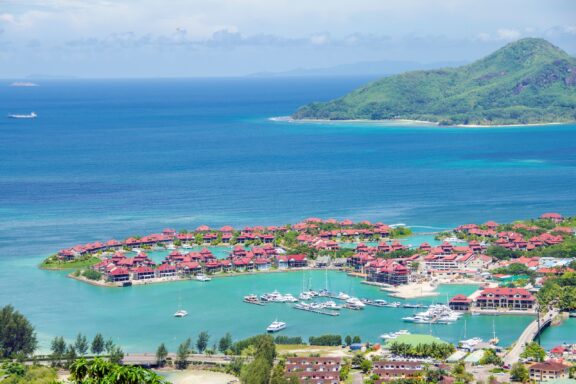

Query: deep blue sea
[0,77,575,351]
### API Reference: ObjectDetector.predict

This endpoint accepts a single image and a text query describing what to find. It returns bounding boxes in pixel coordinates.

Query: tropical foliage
[388,341,455,360]
[69,357,167,384]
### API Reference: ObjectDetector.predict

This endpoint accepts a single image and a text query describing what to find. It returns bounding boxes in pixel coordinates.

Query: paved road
[351,371,363,384]
[504,309,557,366]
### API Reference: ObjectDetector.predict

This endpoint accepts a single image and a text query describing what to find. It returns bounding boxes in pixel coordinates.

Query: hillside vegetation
[292,38,576,125]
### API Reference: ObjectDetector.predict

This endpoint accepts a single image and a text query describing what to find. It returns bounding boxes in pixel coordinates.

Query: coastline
[68,266,347,288]
[270,116,572,128]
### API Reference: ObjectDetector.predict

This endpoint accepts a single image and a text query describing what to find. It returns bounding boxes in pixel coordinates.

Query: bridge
[504,308,558,366]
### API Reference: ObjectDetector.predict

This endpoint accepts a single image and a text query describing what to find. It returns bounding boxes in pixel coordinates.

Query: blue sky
[0,0,575,78]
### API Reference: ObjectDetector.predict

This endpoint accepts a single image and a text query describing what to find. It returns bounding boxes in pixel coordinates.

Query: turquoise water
[4,256,537,353]
[0,78,574,352]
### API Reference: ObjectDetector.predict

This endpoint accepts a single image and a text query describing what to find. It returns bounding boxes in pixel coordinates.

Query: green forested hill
[292,38,576,125]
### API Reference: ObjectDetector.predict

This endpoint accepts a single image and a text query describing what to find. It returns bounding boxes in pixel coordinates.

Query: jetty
[293,304,339,316]
[504,308,558,366]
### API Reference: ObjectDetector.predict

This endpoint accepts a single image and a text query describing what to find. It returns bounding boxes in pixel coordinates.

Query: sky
[0,0,575,78]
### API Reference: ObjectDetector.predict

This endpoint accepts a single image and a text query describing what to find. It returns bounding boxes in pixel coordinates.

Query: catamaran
[174,309,188,317]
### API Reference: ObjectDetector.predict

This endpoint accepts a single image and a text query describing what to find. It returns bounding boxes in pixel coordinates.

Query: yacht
[181,243,193,249]
[380,330,411,340]
[174,309,188,318]
[266,321,286,333]
[8,112,37,119]
[322,301,342,310]
[196,274,211,282]
[283,294,298,303]
[299,292,313,300]
[373,299,388,307]
[384,302,401,308]
[346,297,366,308]
[337,292,351,300]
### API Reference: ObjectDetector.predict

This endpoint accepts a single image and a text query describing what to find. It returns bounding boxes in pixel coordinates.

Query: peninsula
[292,38,576,126]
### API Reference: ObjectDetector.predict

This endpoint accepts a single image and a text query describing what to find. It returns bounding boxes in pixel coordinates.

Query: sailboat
[489,318,499,345]
[174,291,188,317]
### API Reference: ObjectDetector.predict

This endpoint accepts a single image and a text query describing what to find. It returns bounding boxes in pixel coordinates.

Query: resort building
[372,360,424,382]
[540,213,564,223]
[365,259,409,285]
[475,287,536,310]
[285,356,341,384]
[276,254,308,269]
[449,294,472,311]
[529,361,570,382]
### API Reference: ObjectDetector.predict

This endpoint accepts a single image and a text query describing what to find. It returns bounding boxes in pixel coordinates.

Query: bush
[308,335,342,346]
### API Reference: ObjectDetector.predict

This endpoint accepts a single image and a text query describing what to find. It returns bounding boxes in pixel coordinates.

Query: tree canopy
[0,305,37,358]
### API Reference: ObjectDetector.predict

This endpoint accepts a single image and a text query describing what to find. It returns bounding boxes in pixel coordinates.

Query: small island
[292,38,576,126]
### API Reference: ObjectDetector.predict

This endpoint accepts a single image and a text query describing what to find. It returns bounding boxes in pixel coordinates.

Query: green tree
[351,353,365,367]
[240,356,271,384]
[479,349,503,366]
[104,338,115,355]
[91,333,105,355]
[219,333,233,353]
[197,331,210,353]
[50,336,66,364]
[521,342,546,362]
[360,359,373,374]
[510,362,530,382]
[452,361,474,383]
[66,343,78,368]
[352,335,361,344]
[175,338,191,369]
[0,305,37,358]
[270,359,290,384]
[74,333,89,355]
[344,335,352,346]
[156,343,168,367]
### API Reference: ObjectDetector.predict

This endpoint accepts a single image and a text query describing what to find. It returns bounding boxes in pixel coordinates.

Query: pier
[504,308,558,366]
[293,304,340,316]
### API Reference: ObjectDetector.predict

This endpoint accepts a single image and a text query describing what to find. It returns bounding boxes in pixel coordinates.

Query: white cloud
[497,28,521,41]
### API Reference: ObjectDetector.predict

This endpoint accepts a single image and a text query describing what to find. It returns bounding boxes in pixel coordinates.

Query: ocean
[0,77,575,351]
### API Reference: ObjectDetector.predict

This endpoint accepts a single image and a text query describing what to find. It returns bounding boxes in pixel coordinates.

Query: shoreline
[270,116,573,128]
[68,266,347,288]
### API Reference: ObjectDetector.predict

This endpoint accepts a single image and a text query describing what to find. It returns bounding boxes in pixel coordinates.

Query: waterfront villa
[449,294,472,311]
[540,213,564,223]
[285,357,341,384]
[475,288,536,310]
[529,361,570,381]
[365,259,409,285]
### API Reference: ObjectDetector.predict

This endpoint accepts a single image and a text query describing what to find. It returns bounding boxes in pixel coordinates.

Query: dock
[293,305,340,316]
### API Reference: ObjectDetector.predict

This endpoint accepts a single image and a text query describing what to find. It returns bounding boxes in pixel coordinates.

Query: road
[504,309,557,366]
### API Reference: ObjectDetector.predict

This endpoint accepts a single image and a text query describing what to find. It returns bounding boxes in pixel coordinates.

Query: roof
[530,361,570,372]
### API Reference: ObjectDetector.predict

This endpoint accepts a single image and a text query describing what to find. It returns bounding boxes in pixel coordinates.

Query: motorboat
[266,321,286,333]
[174,309,188,318]
[196,274,211,282]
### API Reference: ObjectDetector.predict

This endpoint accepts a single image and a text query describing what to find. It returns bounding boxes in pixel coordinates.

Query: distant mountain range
[292,38,576,125]
[249,60,466,78]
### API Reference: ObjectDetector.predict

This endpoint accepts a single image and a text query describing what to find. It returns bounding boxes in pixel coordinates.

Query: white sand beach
[382,282,439,299]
